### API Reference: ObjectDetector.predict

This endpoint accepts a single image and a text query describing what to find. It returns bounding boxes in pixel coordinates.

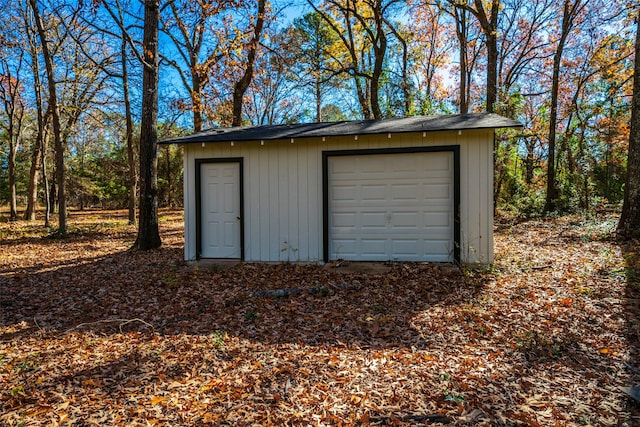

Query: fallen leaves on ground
[1,210,639,426]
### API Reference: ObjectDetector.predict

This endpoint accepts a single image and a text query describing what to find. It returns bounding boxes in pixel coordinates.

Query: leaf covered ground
[1,210,640,426]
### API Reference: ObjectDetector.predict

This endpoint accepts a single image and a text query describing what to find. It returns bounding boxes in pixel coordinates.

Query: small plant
[576,286,592,297]
[164,272,178,287]
[444,393,464,403]
[516,330,567,360]
[370,304,388,314]
[11,385,26,398]
[244,311,257,321]
[14,361,36,372]
[211,330,228,350]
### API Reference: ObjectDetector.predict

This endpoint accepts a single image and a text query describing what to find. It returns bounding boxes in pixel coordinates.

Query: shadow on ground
[1,244,485,350]
[621,238,640,416]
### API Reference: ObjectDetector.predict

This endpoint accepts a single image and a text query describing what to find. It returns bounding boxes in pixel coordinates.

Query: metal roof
[159,113,522,145]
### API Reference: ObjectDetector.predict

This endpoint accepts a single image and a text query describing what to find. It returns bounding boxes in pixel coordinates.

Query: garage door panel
[332,239,357,257]
[332,185,357,200]
[332,212,357,228]
[391,184,420,200]
[360,239,387,256]
[392,212,419,228]
[423,184,451,199]
[361,185,386,200]
[391,239,419,254]
[328,151,454,262]
[361,212,387,228]
[424,212,451,227]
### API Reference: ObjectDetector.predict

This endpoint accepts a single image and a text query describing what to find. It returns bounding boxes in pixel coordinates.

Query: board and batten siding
[182,129,494,263]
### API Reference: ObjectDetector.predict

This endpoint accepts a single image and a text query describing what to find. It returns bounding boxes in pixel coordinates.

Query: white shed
[161,113,521,264]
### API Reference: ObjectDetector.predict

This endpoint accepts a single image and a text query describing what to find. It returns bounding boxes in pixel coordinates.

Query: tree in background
[290,11,342,122]
[0,0,636,221]
[244,30,306,125]
[309,0,406,120]
[544,0,588,213]
[407,3,454,115]
[618,6,640,238]
[135,0,161,249]
[448,0,500,113]
[0,51,26,222]
[161,0,232,132]
[231,0,268,126]
[20,0,49,223]
[29,0,69,236]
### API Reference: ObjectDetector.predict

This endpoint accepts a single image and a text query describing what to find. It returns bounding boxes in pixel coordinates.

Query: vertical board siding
[183,130,494,263]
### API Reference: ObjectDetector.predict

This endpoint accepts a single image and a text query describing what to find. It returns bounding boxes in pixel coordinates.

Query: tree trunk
[135,0,162,250]
[24,78,45,221]
[370,15,386,119]
[367,0,387,120]
[545,0,579,213]
[315,78,322,122]
[121,35,137,225]
[455,7,469,114]
[485,30,498,113]
[231,0,266,126]
[468,0,499,113]
[30,0,67,235]
[8,136,18,221]
[24,10,45,221]
[41,131,50,228]
[544,55,560,212]
[165,145,172,207]
[0,56,23,221]
[24,133,41,221]
[192,69,204,132]
[618,9,640,238]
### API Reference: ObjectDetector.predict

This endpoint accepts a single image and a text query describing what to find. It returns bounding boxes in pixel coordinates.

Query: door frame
[195,158,245,260]
[322,146,460,263]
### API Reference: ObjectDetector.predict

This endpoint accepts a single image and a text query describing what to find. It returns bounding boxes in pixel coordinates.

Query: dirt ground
[1,209,639,426]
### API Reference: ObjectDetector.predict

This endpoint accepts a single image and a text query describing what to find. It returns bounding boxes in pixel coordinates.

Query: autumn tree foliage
[161,0,236,132]
[0,56,25,222]
[0,0,637,220]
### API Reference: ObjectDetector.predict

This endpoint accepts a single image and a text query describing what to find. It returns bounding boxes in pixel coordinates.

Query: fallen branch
[368,413,452,424]
[530,264,553,270]
[625,362,640,375]
[252,282,359,298]
[63,318,154,334]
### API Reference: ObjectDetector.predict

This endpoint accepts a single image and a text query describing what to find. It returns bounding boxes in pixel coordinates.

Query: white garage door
[328,151,454,262]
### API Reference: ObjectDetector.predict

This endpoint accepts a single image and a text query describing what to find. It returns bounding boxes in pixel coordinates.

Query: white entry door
[328,151,455,262]
[200,162,241,258]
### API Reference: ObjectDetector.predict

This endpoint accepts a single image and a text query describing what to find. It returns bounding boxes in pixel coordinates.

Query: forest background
[0,0,638,224]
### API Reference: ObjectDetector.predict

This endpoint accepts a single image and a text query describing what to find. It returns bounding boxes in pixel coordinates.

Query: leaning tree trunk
[24,42,46,221]
[369,1,386,120]
[456,7,469,114]
[8,132,18,221]
[121,35,137,225]
[231,0,266,127]
[545,0,580,213]
[30,0,66,236]
[618,9,640,238]
[134,0,161,250]
[41,132,50,228]
[24,11,45,221]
